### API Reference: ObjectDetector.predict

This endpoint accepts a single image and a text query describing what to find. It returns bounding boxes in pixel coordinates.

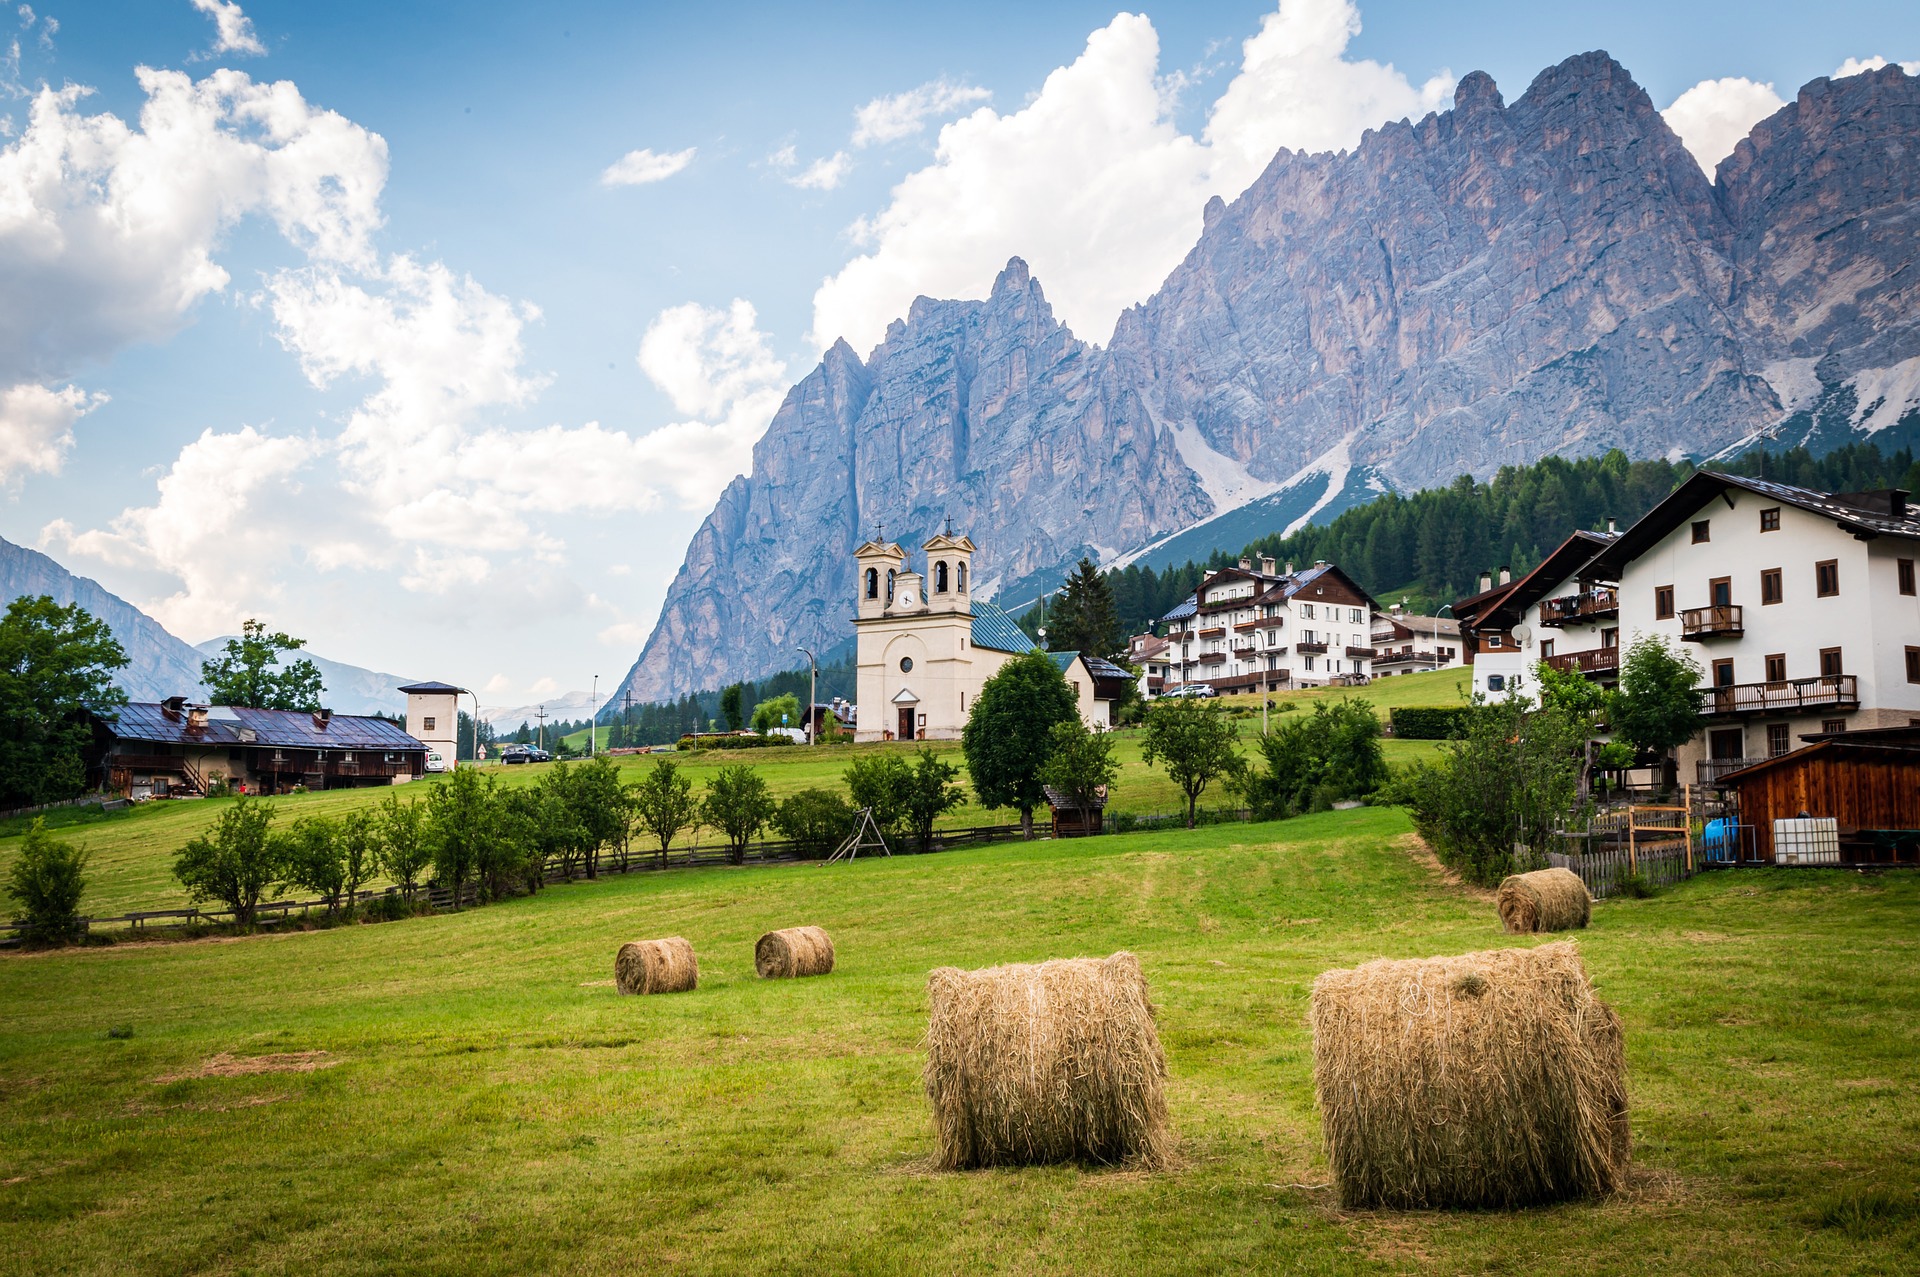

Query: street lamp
[589,674,598,757]
[796,647,817,745]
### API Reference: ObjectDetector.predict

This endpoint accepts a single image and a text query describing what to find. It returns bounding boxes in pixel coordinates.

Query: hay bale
[614,936,698,995]
[1497,867,1592,933]
[923,951,1172,1169]
[1310,941,1629,1210]
[755,925,835,978]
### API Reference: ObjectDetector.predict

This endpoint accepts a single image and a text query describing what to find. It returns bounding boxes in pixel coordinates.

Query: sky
[2,0,1916,715]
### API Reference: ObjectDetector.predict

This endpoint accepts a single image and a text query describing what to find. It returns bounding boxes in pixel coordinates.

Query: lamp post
[796,647,817,745]
[466,687,483,767]
[589,674,598,757]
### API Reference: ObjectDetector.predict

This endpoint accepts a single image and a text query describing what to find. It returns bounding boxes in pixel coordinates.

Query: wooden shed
[1720,733,1920,865]
[1044,784,1107,838]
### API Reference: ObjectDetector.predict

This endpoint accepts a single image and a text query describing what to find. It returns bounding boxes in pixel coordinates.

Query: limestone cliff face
[614,55,1920,705]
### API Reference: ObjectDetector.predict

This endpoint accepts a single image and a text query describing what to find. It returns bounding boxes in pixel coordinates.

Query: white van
[424,750,448,773]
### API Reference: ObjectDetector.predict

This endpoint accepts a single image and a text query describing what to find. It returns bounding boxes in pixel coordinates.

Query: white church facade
[852,533,1127,742]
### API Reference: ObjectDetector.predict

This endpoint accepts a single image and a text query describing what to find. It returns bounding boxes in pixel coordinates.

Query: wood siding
[1726,744,1920,862]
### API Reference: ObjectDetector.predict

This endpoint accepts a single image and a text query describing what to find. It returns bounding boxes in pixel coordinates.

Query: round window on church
[899,657,914,673]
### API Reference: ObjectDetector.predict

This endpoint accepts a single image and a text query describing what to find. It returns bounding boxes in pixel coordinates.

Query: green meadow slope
[2,807,1916,1274]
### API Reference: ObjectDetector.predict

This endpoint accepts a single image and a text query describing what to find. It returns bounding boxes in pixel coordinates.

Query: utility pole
[535,705,547,755]
[589,674,598,757]
[797,647,818,745]
[623,690,633,749]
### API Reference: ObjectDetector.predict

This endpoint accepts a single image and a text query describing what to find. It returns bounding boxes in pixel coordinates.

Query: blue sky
[2,0,1915,712]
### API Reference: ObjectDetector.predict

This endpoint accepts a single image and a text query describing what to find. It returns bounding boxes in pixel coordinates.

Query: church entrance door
[898,707,916,740]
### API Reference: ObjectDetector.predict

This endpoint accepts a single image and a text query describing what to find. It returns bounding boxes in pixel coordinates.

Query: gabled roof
[970,599,1038,654]
[105,704,426,751]
[1461,529,1619,631]
[1584,472,1920,578]
[1159,593,1198,623]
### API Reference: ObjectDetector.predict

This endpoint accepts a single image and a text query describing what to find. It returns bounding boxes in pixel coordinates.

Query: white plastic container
[1773,817,1840,865]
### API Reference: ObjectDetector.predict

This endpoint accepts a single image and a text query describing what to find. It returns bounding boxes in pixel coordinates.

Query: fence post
[1628,808,1638,875]
[1683,783,1694,872]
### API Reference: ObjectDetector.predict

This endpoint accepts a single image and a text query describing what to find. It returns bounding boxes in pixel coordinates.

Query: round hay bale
[755,926,835,978]
[1496,867,1592,933]
[1310,941,1629,1210]
[923,951,1173,1170]
[614,936,698,995]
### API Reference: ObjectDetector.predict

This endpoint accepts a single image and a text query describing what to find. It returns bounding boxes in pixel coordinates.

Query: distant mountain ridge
[1,534,416,715]
[612,55,1920,706]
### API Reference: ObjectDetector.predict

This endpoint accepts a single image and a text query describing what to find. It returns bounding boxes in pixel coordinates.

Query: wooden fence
[1549,839,1693,898]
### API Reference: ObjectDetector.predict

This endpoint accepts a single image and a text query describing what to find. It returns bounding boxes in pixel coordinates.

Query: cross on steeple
[871,519,885,545]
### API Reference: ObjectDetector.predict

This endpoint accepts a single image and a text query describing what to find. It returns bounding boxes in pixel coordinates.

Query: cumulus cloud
[1661,76,1787,174]
[189,0,266,58]
[0,382,106,481]
[810,0,1452,352]
[1834,55,1920,77]
[600,145,695,186]
[790,150,852,190]
[851,78,992,147]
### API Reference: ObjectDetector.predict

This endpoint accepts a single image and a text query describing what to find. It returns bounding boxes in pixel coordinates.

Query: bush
[772,788,855,859]
[174,798,283,927]
[1388,706,1472,739]
[1612,870,1654,899]
[4,818,89,945]
[844,753,912,838]
[679,733,792,751]
[702,764,776,865]
[1244,700,1385,820]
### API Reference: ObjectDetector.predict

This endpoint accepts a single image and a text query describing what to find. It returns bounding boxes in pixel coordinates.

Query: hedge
[677,733,796,751]
[1388,706,1473,740]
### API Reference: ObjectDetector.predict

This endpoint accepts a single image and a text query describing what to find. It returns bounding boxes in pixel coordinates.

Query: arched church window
[957,562,968,592]
[886,568,896,603]
[865,567,878,600]
[934,561,949,593]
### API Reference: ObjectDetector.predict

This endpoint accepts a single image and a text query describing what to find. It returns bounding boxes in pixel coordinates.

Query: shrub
[1388,706,1473,739]
[844,753,912,838]
[901,748,967,851]
[1037,719,1119,830]
[772,788,855,859]
[702,764,775,865]
[1141,697,1244,829]
[1245,700,1386,820]
[174,798,283,927]
[4,818,90,945]
[681,734,792,751]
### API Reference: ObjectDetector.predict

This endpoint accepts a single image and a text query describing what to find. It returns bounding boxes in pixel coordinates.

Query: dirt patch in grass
[153,1051,338,1083]
[1394,832,1494,901]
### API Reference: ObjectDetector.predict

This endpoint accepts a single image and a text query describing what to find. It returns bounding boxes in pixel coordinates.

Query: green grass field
[2,807,1916,1274]
[1,669,1469,920]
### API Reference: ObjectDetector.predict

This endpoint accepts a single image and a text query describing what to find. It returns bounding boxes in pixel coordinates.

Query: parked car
[424,750,448,773]
[526,747,553,763]
[501,745,531,765]
[1163,683,1217,699]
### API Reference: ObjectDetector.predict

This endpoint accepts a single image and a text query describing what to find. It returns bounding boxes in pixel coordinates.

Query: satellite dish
[1512,622,1533,648]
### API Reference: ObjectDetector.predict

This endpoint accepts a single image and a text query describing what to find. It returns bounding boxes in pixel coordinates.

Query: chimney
[186,704,209,735]
[161,695,187,721]
[1498,565,1511,585]
[313,707,333,730]
[1391,601,1404,616]
[1605,515,1618,534]
[1284,561,1294,576]
[1259,554,1277,575]
[1478,570,1493,593]
[1314,559,1328,569]
[1238,556,1252,570]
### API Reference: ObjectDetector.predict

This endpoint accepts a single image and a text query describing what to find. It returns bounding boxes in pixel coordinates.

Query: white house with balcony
[1580,473,1920,784]
[1455,529,1622,704]
[1160,557,1378,692]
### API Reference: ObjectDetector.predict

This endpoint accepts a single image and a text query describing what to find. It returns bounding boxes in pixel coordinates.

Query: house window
[1815,560,1839,597]
[934,561,949,593]
[1303,656,1316,671]
[1760,568,1783,605]
[1692,520,1711,543]
[1486,635,1502,648]
[422,717,436,732]
[1540,638,1555,659]
[1760,507,1780,532]
[1709,577,1732,608]
[1766,723,1791,756]
[1901,559,1916,596]
[865,567,878,599]
[1765,653,1786,683]
[1820,647,1843,678]
[1300,603,1315,619]
[1708,729,1745,760]
[1907,647,1920,684]
[1822,719,1847,734]
[1349,608,1362,623]
[1712,658,1735,689]
[1601,627,1619,649]
[1486,674,1506,691]
[1655,585,1675,619]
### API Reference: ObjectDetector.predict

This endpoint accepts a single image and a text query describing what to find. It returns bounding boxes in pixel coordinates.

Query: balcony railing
[1681,604,1744,640]
[1198,626,1226,639]
[1346,645,1375,660]
[1706,675,1857,717]
[1230,645,1259,659]
[1295,640,1327,653]
[1539,587,1619,627]
[1233,621,1259,632]
[1698,757,1770,785]
[1196,651,1227,665]
[1256,616,1285,629]
[1543,646,1621,676]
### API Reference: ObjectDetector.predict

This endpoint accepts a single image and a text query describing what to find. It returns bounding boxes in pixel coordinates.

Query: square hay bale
[1310,941,1629,1209]
[924,951,1172,1169]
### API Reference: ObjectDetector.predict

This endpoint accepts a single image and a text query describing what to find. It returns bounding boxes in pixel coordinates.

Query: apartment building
[1160,557,1377,692]
[1455,528,1622,703]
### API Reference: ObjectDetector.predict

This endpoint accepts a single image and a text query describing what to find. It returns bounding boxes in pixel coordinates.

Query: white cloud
[809,0,1453,352]
[789,150,852,190]
[1834,55,1920,77]
[189,0,266,58]
[1661,77,1787,174]
[0,382,105,481]
[600,145,695,186]
[851,78,992,147]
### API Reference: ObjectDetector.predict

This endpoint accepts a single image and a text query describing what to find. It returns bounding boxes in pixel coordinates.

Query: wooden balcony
[1539,587,1619,627]
[1233,621,1259,632]
[1681,604,1744,640]
[1196,651,1227,665]
[1230,644,1259,658]
[1346,645,1375,659]
[1705,675,1857,717]
[1698,757,1769,786]
[1295,640,1327,654]
[1197,626,1226,639]
[1543,646,1621,677]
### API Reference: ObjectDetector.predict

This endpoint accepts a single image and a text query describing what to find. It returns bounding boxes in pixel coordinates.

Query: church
[853,532,1129,742]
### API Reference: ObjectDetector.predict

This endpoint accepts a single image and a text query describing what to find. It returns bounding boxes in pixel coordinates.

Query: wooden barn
[1721,729,1920,865]
[1044,784,1107,838]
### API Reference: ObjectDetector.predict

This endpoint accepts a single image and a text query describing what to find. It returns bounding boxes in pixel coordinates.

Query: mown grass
[1,807,1916,1274]
[2,670,1465,918]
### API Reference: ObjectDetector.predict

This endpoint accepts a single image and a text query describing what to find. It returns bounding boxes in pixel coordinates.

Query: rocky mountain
[615,54,1920,705]
[2,534,418,714]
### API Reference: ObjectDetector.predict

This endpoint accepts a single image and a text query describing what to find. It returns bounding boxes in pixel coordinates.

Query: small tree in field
[5,819,89,945]
[1141,697,1244,829]
[337,810,379,916]
[901,748,967,851]
[751,692,802,735]
[376,795,431,900]
[424,765,497,908]
[629,759,699,866]
[1037,719,1119,831]
[174,798,283,927]
[844,752,912,839]
[278,816,347,913]
[772,788,855,859]
[1612,635,1704,772]
[962,648,1078,838]
[703,764,775,864]
[1243,699,1385,820]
